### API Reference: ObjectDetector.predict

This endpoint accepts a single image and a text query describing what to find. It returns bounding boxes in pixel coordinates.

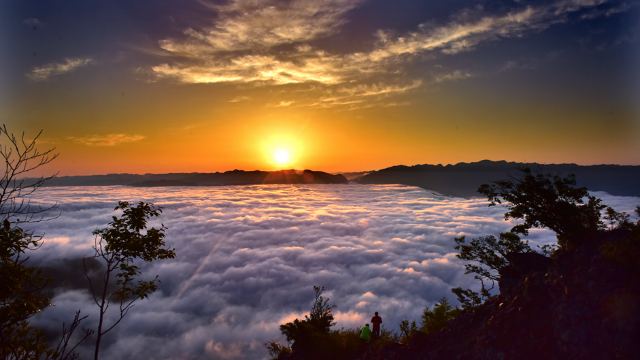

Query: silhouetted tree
[279,286,336,344]
[86,201,176,360]
[454,167,639,310]
[305,285,336,332]
[451,232,533,309]
[263,340,291,360]
[0,124,58,225]
[420,297,461,334]
[477,168,606,249]
[0,219,53,359]
[398,318,418,344]
[277,286,337,358]
[0,125,92,360]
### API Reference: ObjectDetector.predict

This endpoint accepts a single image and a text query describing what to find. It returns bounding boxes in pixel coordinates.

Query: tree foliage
[0,125,58,348]
[87,201,176,360]
[305,285,336,332]
[279,286,335,343]
[0,124,59,225]
[454,167,640,310]
[451,232,533,309]
[455,232,532,283]
[398,318,418,344]
[396,297,462,345]
[264,340,291,360]
[420,297,461,335]
[1,125,91,359]
[450,287,484,312]
[0,221,50,330]
[0,221,55,360]
[276,286,338,359]
[477,168,606,249]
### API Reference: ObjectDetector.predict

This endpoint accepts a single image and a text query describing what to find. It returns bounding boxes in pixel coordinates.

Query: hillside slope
[359,161,640,197]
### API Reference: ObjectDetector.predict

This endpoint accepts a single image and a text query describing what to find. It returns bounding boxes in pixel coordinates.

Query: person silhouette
[371,312,382,338]
[360,323,371,342]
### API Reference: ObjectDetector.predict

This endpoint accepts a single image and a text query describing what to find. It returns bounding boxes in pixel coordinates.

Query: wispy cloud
[354,0,612,62]
[158,0,364,55]
[310,81,422,109]
[433,70,473,83]
[152,52,346,85]
[67,134,145,146]
[228,96,250,102]
[27,57,94,82]
[150,0,625,103]
[269,100,294,107]
[580,2,631,19]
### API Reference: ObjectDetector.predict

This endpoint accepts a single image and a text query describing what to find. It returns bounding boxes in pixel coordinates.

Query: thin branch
[100,300,135,336]
[83,258,100,307]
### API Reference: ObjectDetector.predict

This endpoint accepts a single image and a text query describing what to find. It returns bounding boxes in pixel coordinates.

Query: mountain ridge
[359,160,640,197]
[30,161,639,197]
[35,169,348,187]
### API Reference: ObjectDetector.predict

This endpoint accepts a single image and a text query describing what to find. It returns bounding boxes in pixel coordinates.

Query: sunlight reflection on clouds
[149,0,627,110]
[25,185,637,360]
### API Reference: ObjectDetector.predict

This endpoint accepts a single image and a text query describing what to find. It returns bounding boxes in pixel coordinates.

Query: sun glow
[274,150,290,165]
[258,131,304,169]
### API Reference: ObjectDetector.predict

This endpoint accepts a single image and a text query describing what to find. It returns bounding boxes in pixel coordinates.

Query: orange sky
[3,0,639,177]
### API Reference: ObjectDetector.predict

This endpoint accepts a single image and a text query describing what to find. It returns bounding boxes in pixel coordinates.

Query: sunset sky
[2,0,639,176]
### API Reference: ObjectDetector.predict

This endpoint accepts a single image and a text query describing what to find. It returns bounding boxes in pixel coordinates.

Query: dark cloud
[24,185,638,359]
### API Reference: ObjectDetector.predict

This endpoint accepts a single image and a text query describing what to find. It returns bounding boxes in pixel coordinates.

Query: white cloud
[67,134,145,146]
[27,57,94,82]
[24,185,638,359]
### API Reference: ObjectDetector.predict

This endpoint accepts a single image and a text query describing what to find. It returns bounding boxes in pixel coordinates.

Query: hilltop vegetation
[269,168,640,360]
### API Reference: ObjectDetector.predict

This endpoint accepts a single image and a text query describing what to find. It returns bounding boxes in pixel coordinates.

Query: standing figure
[371,312,382,338]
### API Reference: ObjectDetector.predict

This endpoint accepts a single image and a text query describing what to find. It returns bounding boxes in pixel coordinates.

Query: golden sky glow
[3,0,639,176]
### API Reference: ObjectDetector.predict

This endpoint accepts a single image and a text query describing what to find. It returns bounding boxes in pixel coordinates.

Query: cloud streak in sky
[150,0,625,100]
[67,134,145,146]
[159,0,364,54]
[24,185,639,360]
[27,57,94,82]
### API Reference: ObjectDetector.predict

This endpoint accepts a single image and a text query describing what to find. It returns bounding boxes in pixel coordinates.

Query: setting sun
[274,150,290,165]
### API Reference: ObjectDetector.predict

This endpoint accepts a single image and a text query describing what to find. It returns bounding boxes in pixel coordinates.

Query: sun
[274,150,290,166]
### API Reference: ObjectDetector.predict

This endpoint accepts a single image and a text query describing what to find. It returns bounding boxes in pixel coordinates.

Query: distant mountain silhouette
[40,169,348,187]
[130,179,199,187]
[32,162,639,197]
[359,160,640,197]
[336,171,373,181]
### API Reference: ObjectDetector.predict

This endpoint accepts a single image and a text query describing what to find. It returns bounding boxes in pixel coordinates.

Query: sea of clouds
[23,185,639,360]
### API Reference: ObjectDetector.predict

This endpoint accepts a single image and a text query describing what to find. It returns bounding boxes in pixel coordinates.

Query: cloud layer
[25,185,638,359]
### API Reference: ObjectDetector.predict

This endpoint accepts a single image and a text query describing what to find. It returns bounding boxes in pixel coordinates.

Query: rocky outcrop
[498,252,553,296]
[359,240,640,360]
